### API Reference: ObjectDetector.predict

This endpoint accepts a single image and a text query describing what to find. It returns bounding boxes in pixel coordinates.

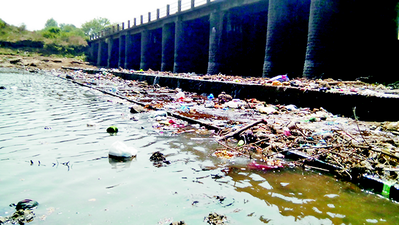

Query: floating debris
[169,221,186,225]
[0,199,39,224]
[109,141,138,159]
[150,151,170,167]
[204,212,227,225]
[15,199,38,211]
[106,126,118,133]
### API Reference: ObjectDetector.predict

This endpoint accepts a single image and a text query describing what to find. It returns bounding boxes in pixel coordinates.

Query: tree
[18,23,26,32]
[41,26,61,39]
[81,17,110,37]
[59,23,76,32]
[45,18,58,28]
[0,19,6,29]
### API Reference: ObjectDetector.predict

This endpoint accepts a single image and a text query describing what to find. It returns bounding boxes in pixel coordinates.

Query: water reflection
[108,157,135,169]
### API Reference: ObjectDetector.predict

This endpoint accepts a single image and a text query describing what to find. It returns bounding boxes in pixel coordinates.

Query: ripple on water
[1,71,399,224]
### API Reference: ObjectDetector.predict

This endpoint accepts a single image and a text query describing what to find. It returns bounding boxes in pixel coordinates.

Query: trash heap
[215,112,399,182]
[56,69,399,197]
[107,68,399,98]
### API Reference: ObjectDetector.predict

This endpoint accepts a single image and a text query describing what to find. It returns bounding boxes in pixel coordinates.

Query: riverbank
[0,54,96,71]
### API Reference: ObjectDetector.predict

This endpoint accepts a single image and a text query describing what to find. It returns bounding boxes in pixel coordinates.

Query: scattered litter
[204,212,227,225]
[106,126,118,133]
[109,141,137,159]
[268,74,289,83]
[150,151,170,167]
[0,199,39,224]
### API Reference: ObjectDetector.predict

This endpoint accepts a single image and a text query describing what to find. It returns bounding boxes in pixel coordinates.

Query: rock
[9,58,22,64]
[130,104,146,113]
[0,86,6,89]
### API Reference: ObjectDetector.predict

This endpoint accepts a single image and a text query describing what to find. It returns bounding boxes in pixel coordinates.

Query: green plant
[0,19,6,29]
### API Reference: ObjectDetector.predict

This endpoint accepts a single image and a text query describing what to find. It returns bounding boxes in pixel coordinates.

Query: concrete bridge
[88,0,399,81]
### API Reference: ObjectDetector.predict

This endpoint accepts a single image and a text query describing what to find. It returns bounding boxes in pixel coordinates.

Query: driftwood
[218,119,267,141]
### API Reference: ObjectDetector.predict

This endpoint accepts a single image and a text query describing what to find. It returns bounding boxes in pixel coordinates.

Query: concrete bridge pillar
[348,0,399,81]
[124,33,132,69]
[207,11,225,75]
[118,35,126,68]
[107,37,119,68]
[140,29,151,70]
[96,41,102,67]
[125,33,141,70]
[87,42,96,64]
[303,0,343,79]
[141,29,162,71]
[263,0,311,77]
[174,17,209,74]
[173,18,185,73]
[97,40,108,67]
[151,29,162,71]
[161,23,175,72]
[107,38,112,68]
[93,42,100,66]
[223,11,244,75]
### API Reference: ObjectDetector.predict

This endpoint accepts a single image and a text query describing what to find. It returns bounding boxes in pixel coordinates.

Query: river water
[1,69,399,225]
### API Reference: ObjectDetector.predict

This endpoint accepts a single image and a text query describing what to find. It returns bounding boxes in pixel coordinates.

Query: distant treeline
[0,17,112,59]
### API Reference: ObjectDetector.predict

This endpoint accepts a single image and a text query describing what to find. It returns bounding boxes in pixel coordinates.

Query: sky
[0,0,182,31]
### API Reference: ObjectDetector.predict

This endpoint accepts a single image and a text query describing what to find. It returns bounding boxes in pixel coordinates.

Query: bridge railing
[90,0,217,40]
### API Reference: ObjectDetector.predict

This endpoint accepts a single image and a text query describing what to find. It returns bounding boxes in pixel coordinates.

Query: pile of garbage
[216,114,399,182]
[54,69,399,191]
[106,68,399,99]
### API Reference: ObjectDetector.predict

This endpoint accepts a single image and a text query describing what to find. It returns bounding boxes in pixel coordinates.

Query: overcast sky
[1,0,193,31]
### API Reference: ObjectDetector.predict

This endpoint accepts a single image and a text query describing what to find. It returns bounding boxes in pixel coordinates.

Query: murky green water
[1,70,399,225]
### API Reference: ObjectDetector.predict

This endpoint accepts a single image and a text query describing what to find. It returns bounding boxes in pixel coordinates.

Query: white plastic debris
[109,141,138,158]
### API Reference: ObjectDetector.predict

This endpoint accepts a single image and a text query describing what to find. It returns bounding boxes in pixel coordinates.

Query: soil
[0,54,97,71]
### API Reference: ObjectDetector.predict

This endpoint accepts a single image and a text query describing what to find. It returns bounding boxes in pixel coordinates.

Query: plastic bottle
[269,74,289,82]
[205,93,215,108]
